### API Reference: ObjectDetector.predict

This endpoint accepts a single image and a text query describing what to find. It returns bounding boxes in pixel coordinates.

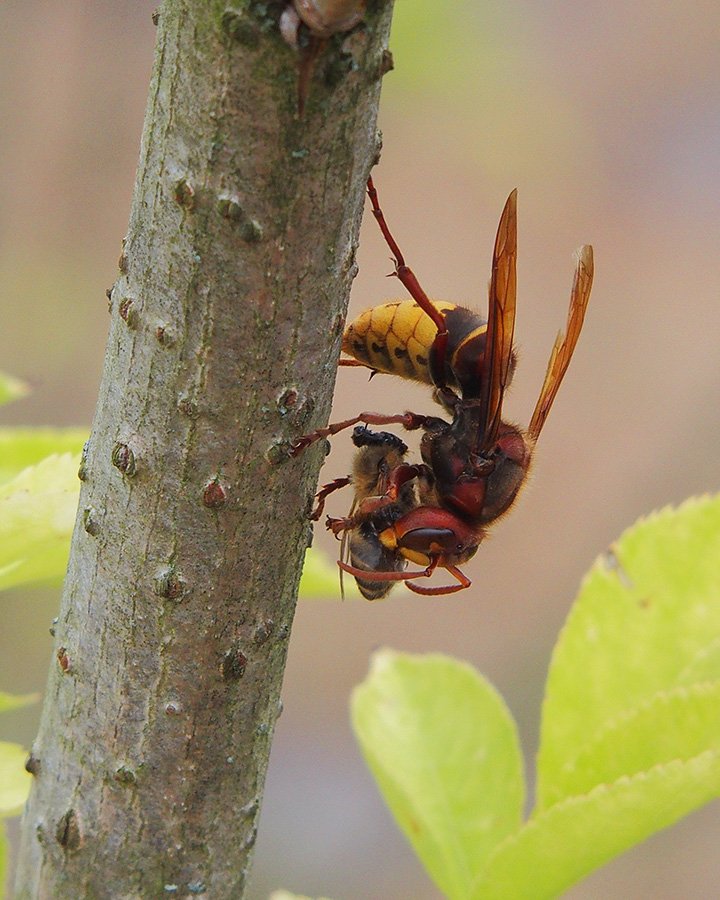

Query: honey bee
[324,426,421,599]
[291,176,594,595]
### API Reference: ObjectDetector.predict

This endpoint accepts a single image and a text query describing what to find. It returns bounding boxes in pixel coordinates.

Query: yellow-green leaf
[538,495,720,810]
[549,681,720,801]
[352,650,524,900]
[298,547,347,598]
[473,752,720,900]
[0,427,87,485]
[0,452,80,592]
[0,741,31,818]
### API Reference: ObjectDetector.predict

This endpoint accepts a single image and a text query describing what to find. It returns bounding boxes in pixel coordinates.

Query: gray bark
[14,0,393,896]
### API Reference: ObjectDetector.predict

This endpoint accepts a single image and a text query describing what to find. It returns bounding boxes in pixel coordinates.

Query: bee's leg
[310,476,352,521]
[382,463,433,500]
[366,176,449,392]
[326,515,354,537]
[289,410,428,457]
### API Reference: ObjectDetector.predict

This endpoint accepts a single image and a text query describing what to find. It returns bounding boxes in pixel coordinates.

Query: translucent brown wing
[477,189,518,451]
[528,245,594,441]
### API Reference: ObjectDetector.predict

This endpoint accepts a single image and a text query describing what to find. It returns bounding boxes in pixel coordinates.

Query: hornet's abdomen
[342,299,488,390]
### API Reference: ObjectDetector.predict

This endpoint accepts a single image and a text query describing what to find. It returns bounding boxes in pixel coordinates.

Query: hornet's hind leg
[366,176,450,392]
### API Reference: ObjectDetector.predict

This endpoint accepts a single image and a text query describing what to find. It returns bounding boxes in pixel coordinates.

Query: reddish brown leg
[366,176,450,391]
[338,554,440,585]
[311,476,351,521]
[289,410,428,457]
[405,564,471,596]
[338,554,470,596]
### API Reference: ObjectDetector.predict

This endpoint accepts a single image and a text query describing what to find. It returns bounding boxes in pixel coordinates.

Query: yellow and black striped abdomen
[341,299,488,391]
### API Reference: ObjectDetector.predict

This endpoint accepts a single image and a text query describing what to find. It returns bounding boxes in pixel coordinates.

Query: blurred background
[1,0,719,897]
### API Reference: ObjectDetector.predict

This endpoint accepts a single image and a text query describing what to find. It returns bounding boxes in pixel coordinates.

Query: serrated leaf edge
[539,680,720,809]
[472,749,720,897]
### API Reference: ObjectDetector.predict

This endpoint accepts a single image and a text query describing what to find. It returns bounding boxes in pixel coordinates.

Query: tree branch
[14,0,394,895]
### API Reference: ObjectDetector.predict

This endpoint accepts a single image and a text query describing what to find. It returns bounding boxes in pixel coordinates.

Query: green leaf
[0,741,31,818]
[352,650,524,900]
[298,546,360,599]
[676,637,720,685]
[298,546,351,598]
[352,497,720,898]
[473,751,720,900]
[537,495,720,810]
[548,681,720,801]
[0,372,29,408]
[0,428,87,485]
[0,452,80,592]
[0,692,37,715]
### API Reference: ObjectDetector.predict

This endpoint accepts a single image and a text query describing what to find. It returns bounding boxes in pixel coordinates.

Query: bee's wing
[477,189,517,451]
[528,245,594,441]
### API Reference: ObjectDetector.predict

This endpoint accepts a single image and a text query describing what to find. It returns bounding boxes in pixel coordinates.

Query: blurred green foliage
[0,429,86,486]
[0,697,34,819]
[0,451,83,593]
[0,693,37,886]
[0,374,28,409]
[386,1,588,180]
[0,377,86,592]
